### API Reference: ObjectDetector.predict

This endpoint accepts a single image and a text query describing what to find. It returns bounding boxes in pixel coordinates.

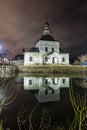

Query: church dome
[40,22,55,41]
[40,34,55,41]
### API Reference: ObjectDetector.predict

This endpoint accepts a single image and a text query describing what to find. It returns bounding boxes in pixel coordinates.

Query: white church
[24,22,69,65]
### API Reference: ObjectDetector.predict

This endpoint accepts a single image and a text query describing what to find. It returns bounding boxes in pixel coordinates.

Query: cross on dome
[43,22,50,35]
[40,21,55,41]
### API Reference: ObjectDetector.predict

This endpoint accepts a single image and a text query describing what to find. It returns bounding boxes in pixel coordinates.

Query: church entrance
[52,57,58,64]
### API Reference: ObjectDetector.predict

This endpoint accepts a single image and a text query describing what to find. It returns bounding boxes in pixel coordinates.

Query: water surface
[0,74,87,130]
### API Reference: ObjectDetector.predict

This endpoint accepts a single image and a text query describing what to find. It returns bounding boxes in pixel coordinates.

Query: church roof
[59,48,68,53]
[13,54,24,60]
[40,34,55,41]
[29,47,39,52]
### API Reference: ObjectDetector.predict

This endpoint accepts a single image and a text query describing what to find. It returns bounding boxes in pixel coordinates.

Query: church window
[29,80,32,85]
[45,79,48,85]
[45,90,48,95]
[45,57,48,62]
[29,56,33,61]
[53,78,58,85]
[62,57,65,62]
[52,47,54,52]
[45,47,48,52]
[52,90,54,94]
[62,79,65,84]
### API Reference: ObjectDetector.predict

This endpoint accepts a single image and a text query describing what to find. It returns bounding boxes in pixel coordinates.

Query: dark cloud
[0,0,87,59]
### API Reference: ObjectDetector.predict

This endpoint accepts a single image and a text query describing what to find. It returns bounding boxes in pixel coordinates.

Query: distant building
[12,54,24,66]
[24,22,69,65]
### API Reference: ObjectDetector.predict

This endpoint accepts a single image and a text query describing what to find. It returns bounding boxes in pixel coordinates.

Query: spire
[40,19,55,41]
[43,21,50,35]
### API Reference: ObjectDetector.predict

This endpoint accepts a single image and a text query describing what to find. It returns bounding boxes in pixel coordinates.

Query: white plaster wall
[48,52,60,64]
[24,52,44,65]
[36,40,60,53]
[60,53,69,64]
[24,52,69,65]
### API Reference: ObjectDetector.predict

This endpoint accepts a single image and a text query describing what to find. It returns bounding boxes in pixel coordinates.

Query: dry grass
[18,65,87,74]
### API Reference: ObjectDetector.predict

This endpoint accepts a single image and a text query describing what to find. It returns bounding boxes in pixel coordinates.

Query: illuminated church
[24,22,69,65]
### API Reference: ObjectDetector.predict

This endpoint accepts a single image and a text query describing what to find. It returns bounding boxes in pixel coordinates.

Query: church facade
[24,22,69,65]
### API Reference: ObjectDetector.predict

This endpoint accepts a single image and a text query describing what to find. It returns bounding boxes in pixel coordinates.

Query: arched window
[45,57,48,62]
[29,56,33,61]
[62,79,65,83]
[52,90,54,94]
[52,47,54,52]
[62,57,65,62]
[45,90,48,95]
[45,47,48,52]
[45,79,48,85]
[53,78,58,84]
[29,80,32,85]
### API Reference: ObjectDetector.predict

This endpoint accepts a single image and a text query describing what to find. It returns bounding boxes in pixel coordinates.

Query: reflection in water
[22,76,70,129]
[74,78,87,89]
[80,79,87,88]
[24,77,70,103]
[0,75,87,129]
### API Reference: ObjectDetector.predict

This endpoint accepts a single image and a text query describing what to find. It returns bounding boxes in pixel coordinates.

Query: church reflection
[23,77,70,103]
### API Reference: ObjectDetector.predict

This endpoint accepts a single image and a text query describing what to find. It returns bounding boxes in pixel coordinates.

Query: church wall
[24,52,69,65]
[24,52,57,65]
[59,53,69,64]
[43,52,60,64]
[24,52,44,65]
[36,40,60,53]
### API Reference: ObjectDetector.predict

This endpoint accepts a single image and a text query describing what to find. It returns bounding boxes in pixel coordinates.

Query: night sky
[0,0,87,59]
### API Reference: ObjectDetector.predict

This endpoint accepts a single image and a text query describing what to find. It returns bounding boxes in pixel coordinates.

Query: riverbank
[0,65,18,77]
[18,65,87,74]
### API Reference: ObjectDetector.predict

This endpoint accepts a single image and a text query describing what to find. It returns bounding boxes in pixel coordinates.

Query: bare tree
[0,77,19,113]
[69,86,87,130]
[0,77,19,130]
[78,54,87,63]
[17,106,27,130]
[73,54,87,65]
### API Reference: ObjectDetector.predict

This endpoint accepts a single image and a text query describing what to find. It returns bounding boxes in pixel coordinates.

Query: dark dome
[40,34,55,41]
